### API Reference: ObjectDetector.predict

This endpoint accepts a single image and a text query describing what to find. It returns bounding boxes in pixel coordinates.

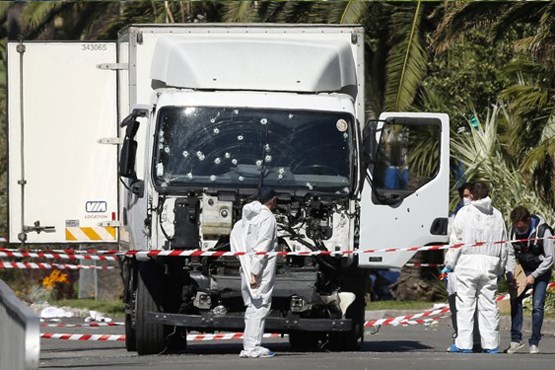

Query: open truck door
[7,42,118,244]
[358,112,450,268]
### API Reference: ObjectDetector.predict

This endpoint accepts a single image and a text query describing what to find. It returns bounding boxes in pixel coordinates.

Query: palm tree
[452,104,554,226]
[432,1,555,210]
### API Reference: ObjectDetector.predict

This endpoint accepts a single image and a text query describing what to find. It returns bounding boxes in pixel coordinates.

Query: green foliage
[420,29,515,130]
[451,105,555,226]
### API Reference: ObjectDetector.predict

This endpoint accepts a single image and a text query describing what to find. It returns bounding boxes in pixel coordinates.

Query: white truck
[7,24,450,355]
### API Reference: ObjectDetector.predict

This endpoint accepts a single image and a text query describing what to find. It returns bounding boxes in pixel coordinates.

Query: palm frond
[340,1,368,24]
[384,2,427,111]
[500,85,550,116]
[431,2,502,55]
[20,2,68,38]
[223,1,256,23]
[451,105,555,225]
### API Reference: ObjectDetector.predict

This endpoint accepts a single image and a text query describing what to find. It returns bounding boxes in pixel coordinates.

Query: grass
[52,299,125,315]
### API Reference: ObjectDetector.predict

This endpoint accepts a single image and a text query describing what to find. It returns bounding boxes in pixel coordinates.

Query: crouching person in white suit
[230,187,278,358]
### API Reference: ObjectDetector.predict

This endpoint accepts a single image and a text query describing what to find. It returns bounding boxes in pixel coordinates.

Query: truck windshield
[153,106,354,194]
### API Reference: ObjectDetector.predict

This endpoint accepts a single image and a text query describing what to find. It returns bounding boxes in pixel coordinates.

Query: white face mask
[463,197,472,206]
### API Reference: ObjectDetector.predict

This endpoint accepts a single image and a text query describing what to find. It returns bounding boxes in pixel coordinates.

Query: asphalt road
[40,315,555,370]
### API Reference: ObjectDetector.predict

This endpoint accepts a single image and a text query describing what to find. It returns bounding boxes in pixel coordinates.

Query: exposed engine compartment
[153,191,359,318]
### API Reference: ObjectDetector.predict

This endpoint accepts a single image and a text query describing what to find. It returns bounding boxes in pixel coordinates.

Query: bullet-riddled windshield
[153,107,354,194]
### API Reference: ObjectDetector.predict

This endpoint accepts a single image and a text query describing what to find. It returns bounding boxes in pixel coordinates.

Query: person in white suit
[230,187,278,358]
[444,181,508,354]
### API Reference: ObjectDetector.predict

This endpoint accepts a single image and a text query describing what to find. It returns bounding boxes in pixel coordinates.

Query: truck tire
[288,331,322,351]
[124,262,137,352]
[135,265,166,355]
[125,312,137,352]
[328,321,362,351]
[329,260,368,351]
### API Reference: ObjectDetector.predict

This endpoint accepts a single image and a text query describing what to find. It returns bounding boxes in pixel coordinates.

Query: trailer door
[358,112,450,268]
[7,42,118,244]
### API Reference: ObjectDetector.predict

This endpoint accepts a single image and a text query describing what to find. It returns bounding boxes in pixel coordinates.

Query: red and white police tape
[0,261,115,270]
[0,249,117,261]
[45,285,555,343]
[41,332,282,342]
[364,306,451,328]
[40,333,125,342]
[41,322,124,328]
[1,235,553,261]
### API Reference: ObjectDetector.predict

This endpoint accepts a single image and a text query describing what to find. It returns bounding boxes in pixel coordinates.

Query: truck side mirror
[119,138,137,179]
[130,180,144,198]
[362,120,378,165]
[124,119,140,139]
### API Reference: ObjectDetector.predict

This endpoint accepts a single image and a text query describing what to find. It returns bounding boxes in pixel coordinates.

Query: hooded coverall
[230,200,277,358]
[445,196,508,351]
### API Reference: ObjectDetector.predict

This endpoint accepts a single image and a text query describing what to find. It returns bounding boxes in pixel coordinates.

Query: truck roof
[150,35,357,94]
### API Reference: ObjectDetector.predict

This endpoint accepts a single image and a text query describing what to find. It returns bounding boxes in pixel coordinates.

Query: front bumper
[148,312,352,333]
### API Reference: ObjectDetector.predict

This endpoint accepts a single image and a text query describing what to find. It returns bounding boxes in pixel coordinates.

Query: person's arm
[444,212,463,270]
[505,241,516,281]
[531,228,554,279]
[499,221,509,275]
[250,214,277,277]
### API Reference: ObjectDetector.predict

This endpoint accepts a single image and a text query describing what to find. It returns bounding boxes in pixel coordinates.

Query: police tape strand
[40,332,282,342]
[2,235,553,261]
[0,261,115,270]
[364,307,451,327]
[45,285,555,343]
[0,249,118,261]
[41,322,124,328]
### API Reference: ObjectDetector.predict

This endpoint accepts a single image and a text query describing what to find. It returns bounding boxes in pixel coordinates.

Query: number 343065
[81,43,108,51]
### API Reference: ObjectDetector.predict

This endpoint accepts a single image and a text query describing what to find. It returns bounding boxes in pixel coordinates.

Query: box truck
[7,24,450,354]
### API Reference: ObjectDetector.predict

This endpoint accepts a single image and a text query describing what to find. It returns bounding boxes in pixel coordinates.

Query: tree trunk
[389,251,446,301]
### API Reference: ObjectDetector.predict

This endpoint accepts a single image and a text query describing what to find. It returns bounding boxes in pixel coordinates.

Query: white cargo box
[7,42,118,243]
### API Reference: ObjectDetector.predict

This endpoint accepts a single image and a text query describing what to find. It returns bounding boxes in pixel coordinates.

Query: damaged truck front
[7,24,450,356]
[120,26,369,354]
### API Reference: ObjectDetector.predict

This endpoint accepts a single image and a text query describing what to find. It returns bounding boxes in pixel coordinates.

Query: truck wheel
[329,261,368,351]
[167,327,188,351]
[289,331,323,351]
[125,311,137,352]
[135,266,166,355]
[328,322,362,351]
[124,263,137,352]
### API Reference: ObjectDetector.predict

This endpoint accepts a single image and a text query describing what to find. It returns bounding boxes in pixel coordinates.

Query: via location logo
[85,201,107,213]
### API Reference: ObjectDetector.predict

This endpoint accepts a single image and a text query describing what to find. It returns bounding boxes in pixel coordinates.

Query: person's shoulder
[455,205,472,216]
[491,207,504,219]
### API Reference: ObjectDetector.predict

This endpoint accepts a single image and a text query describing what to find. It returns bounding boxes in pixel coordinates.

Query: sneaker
[506,341,524,354]
[483,347,499,354]
[240,348,275,358]
[530,345,540,354]
[448,344,472,353]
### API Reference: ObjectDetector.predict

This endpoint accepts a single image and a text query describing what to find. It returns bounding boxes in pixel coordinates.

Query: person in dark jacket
[505,206,554,354]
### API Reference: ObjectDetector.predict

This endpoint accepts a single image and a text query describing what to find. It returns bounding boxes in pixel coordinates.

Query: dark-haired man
[230,187,278,358]
[453,182,473,215]
[506,206,553,354]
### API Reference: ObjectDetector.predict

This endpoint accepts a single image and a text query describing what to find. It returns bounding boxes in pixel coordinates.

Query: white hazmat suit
[445,196,507,351]
[230,200,277,358]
